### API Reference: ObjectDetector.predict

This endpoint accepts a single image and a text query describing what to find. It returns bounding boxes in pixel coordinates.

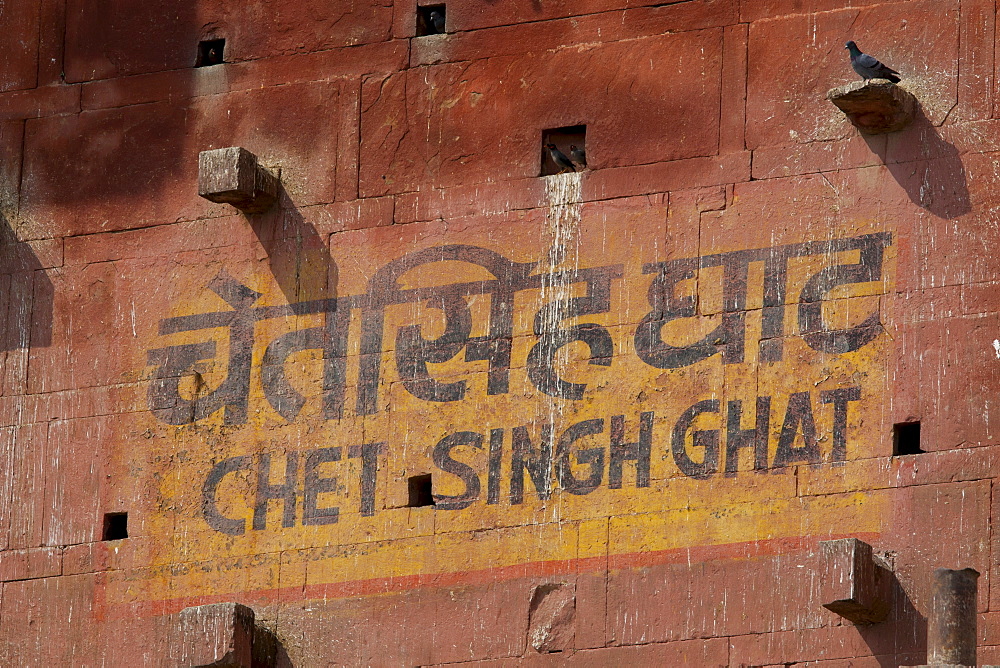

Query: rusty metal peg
[198,147,279,214]
[819,538,891,624]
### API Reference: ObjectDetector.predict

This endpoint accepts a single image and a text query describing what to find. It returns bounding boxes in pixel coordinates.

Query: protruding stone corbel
[819,538,891,624]
[178,602,256,668]
[827,79,917,135]
[198,147,279,214]
[177,602,282,667]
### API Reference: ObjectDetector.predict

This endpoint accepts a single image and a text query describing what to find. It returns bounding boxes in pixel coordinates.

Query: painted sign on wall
[108,191,896,615]
[144,232,891,535]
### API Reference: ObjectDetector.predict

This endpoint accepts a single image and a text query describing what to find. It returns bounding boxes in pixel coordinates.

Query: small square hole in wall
[416,5,447,36]
[541,125,587,176]
[407,474,435,507]
[893,421,924,456]
[196,38,225,67]
[102,512,128,541]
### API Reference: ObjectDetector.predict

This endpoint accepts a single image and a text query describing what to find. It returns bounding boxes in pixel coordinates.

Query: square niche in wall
[196,38,225,67]
[540,125,587,176]
[407,474,435,507]
[892,421,923,456]
[103,512,128,541]
[416,5,446,36]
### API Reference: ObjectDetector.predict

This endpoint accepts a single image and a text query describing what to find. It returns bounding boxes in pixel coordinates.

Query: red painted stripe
[93,532,878,620]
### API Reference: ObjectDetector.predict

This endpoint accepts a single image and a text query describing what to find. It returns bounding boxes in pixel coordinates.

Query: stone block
[27,261,146,394]
[741,0,898,21]
[890,313,1000,452]
[0,1,40,92]
[0,574,97,665]
[397,0,698,37]
[751,133,885,180]
[198,147,279,214]
[360,29,723,197]
[77,41,404,112]
[0,121,22,217]
[568,637,730,666]
[178,602,256,668]
[728,625,878,665]
[427,579,531,664]
[64,0,198,82]
[527,582,576,653]
[583,152,750,203]
[64,0,392,83]
[0,424,49,550]
[407,0,737,66]
[828,79,917,134]
[61,542,103,575]
[37,0,66,86]
[392,178,548,225]
[574,571,607,650]
[0,84,81,121]
[359,588,436,666]
[819,538,891,624]
[308,196,395,234]
[890,149,994,286]
[0,546,62,582]
[720,23,748,153]
[63,215,249,265]
[885,481,991,613]
[957,0,995,121]
[41,417,107,545]
[607,560,696,645]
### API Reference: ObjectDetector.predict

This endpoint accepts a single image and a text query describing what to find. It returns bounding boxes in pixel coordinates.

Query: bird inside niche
[569,145,587,169]
[545,143,576,174]
[845,41,901,83]
[428,9,445,34]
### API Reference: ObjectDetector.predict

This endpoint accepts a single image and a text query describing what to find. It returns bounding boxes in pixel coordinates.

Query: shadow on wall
[0,214,52,350]
[26,1,203,212]
[865,107,971,220]
[856,573,925,668]
[246,187,337,305]
[254,623,294,668]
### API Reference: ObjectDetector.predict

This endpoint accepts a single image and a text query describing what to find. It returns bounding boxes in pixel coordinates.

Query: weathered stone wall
[1,0,999,665]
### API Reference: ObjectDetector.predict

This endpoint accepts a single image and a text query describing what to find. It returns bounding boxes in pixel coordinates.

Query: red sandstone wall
[2,0,1000,666]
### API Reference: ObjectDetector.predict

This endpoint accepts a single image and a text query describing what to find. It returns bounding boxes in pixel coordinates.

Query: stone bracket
[177,602,280,667]
[198,147,279,214]
[819,538,891,624]
[827,79,917,135]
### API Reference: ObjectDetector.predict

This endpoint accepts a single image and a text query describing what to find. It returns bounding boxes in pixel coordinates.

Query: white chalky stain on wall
[537,171,584,518]
[544,172,583,269]
[541,171,583,424]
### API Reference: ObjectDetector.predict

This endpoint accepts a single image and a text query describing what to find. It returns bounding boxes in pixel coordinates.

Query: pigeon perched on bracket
[545,143,576,173]
[845,41,901,83]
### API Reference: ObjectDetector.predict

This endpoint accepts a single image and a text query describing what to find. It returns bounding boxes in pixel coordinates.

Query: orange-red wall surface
[2,0,1000,665]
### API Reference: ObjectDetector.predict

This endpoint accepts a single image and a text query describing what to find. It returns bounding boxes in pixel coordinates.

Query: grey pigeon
[569,145,587,169]
[546,143,576,173]
[845,41,900,83]
[428,10,445,34]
